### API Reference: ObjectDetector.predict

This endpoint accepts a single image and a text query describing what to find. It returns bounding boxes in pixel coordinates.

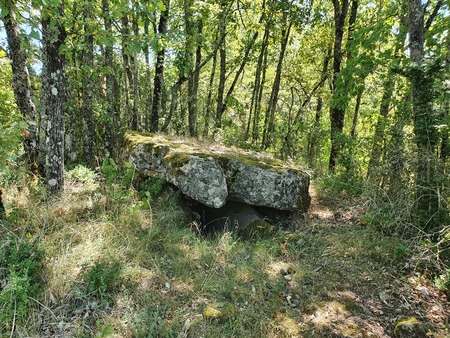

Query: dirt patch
[282,188,450,337]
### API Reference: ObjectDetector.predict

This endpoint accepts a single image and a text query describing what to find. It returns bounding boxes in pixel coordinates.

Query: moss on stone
[125,131,307,175]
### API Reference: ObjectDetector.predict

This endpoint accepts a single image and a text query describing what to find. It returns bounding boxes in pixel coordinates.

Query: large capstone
[174,156,227,208]
[124,131,311,212]
[226,160,310,212]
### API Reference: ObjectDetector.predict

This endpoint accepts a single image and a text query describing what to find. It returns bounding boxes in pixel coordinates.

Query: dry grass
[0,171,448,337]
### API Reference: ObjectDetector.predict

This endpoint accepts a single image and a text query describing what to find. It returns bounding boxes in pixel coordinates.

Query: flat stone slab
[124,131,311,211]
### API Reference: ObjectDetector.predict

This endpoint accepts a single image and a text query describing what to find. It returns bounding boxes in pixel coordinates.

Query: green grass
[0,166,447,337]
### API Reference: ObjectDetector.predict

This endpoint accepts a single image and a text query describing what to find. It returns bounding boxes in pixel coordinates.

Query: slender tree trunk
[121,12,134,127]
[186,2,202,137]
[102,0,119,155]
[367,18,407,181]
[2,0,39,168]
[246,25,270,141]
[131,8,139,130]
[42,3,66,195]
[408,0,439,216]
[350,88,363,138]
[441,29,450,164]
[151,0,170,132]
[307,48,331,163]
[328,0,350,172]
[308,96,323,162]
[262,22,292,149]
[386,105,408,193]
[203,51,217,137]
[82,2,95,165]
[366,75,395,180]
[144,20,153,131]
[215,2,227,129]
[218,31,259,126]
[253,30,269,144]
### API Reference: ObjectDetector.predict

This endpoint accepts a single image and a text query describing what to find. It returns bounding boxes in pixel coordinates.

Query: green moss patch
[125,131,307,175]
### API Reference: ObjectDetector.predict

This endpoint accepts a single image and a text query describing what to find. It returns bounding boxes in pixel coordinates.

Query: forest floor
[1,175,449,337]
[292,190,450,337]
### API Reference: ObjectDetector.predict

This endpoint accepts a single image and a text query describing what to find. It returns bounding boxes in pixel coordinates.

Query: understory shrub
[80,260,123,301]
[0,234,44,331]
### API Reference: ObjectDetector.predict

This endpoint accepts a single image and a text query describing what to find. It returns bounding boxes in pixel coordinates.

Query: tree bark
[144,19,153,131]
[203,51,217,137]
[328,0,350,172]
[42,2,66,195]
[307,48,332,163]
[150,0,170,132]
[215,1,227,129]
[262,21,292,149]
[131,8,140,130]
[186,2,202,137]
[102,0,120,156]
[2,0,39,169]
[246,25,270,141]
[217,31,259,127]
[350,88,363,138]
[408,0,439,216]
[253,29,270,144]
[82,2,95,165]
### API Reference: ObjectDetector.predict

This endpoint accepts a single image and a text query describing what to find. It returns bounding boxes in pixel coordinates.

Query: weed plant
[0,233,44,333]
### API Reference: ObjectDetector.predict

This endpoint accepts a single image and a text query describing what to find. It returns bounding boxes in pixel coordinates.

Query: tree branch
[424,0,443,32]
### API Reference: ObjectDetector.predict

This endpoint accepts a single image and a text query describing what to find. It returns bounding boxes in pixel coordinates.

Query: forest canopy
[0,0,449,220]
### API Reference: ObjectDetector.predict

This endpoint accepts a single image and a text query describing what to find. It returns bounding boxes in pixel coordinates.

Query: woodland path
[288,189,449,337]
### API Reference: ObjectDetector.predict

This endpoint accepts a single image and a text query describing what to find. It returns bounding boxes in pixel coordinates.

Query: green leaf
[29,29,40,40]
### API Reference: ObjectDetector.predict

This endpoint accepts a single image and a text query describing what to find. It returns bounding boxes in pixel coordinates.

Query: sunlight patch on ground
[266,261,294,278]
[269,313,303,337]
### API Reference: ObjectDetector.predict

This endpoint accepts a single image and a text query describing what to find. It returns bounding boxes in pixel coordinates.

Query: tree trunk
[42,3,66,195]
[328,0,350,172]
[2,0,39,169]
[144,19,153,131]
[186,1,202,137]
[408,0,439,217]
[350,88,363,138]
[307,48,332,163]
[131,8,139,130]
[366,75,395,180]
[246,25,270,141]
[102,0,119,156]
[203,50,217,137]
[262,21,292,149]
[253,30,269,144]
[82,2,95,165]
[150,0,170,132]
[217,31,259,127]
[215,2,227,129]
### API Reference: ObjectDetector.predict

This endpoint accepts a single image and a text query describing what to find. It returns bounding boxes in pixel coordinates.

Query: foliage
[80,260,123,301]
[101,157,118,184]
[435,269,450,296]
[0,52,24,183]
[0,234,44,332]
[138,176,166,208]
[321,172,364,197]
[67,164,97,184]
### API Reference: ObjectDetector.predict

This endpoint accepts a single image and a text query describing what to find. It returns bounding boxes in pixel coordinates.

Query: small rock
[291,299,300,308]
[394,316,427,338]
[279,263,294,275]
[284,275,292,281]
[286,295,292,305]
